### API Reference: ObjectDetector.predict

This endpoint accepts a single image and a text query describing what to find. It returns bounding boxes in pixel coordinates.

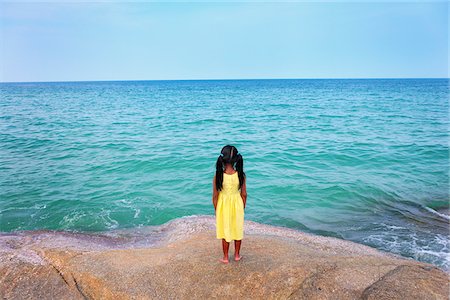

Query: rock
[361,265,449,300]
[0,215,448,299]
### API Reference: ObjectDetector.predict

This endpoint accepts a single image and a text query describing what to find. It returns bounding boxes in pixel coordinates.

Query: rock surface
[1,215,448,299]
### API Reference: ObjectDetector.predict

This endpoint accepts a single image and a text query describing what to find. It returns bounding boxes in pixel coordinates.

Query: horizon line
[1,77,448,84]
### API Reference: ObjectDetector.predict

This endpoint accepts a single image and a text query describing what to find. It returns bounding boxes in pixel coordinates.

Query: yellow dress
[216,172,244,242]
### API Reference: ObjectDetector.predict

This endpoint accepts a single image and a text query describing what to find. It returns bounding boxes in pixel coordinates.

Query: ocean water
[0,79,448,270]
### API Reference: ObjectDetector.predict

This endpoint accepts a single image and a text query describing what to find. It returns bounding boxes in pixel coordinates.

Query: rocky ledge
[0,215,448,299]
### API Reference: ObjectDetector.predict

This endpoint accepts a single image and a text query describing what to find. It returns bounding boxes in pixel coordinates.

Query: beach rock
[361,265,449,300]
[0,215,448,299]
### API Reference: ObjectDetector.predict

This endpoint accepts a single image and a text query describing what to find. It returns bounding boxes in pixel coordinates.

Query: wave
[424,206,450,221]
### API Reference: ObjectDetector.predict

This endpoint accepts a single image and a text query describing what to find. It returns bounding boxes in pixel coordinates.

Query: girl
[212,145,247,264]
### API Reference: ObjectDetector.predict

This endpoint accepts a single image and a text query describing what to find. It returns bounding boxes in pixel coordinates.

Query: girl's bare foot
[219,258,229,264]
[234,254,243,261]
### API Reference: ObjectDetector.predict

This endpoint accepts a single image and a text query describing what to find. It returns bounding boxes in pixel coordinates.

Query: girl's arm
[212,175,219,211]
[240,177,247,209]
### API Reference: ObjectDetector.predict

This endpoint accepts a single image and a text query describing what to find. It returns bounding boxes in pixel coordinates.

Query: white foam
[424,206,450,221]
[363,230,449,272]
[379,223,406,230]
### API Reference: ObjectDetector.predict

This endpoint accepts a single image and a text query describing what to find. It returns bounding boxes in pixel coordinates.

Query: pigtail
[235,153,246,190]
[215,155,224,191]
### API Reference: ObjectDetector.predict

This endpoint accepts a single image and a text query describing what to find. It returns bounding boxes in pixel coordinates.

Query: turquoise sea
[0,79,448,270]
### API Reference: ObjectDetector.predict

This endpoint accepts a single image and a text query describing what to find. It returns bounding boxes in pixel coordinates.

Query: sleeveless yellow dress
[216,172,244,242]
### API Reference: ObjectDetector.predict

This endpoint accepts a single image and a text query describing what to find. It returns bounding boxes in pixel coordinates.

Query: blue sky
[0,1,448,82]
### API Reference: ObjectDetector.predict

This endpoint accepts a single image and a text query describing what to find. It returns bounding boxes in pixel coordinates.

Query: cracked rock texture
[1,215,448,299]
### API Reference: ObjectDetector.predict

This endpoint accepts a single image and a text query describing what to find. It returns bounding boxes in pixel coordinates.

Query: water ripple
[0,79,448,270]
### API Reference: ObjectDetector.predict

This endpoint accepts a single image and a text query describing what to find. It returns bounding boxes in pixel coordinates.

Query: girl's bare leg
[220,239,229,263]
[234,240,242,261]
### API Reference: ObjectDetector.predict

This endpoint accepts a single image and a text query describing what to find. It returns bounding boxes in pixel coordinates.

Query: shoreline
[0,214,413,256]
[0,214,447,273]
[1,215,448,299]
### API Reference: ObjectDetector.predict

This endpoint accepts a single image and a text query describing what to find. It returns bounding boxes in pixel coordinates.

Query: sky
[0,1,448,82]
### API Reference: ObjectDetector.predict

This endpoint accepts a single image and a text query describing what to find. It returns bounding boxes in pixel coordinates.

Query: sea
[0,78,448,271]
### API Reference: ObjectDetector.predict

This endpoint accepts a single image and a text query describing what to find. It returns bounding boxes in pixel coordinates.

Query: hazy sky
[0,1,448,82]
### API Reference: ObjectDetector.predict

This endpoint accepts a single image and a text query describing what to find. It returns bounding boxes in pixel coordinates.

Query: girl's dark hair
[215,145,245,192]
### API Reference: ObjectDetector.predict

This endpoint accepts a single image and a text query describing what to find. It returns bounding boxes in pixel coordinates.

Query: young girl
[212,145,247,264]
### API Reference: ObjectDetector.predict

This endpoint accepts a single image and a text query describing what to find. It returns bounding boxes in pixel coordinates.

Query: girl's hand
[212,176,218,211]
[240,177,247,210]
